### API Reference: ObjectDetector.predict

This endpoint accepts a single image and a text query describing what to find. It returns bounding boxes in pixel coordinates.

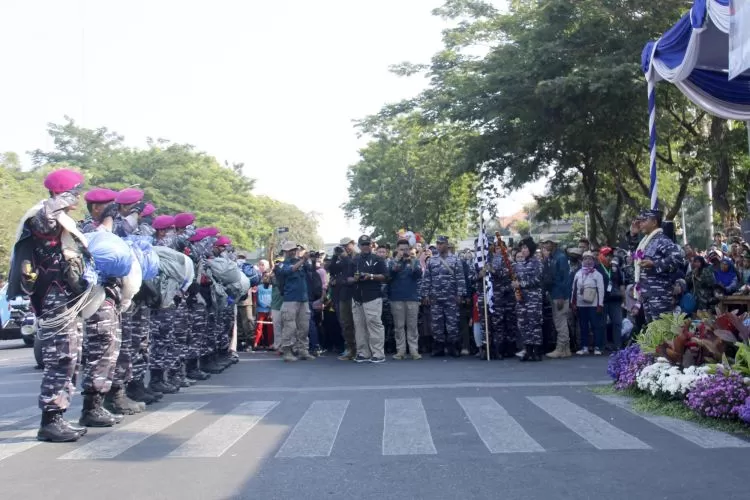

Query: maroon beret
[189,228,208,242]
[174,212,196,229]
[214,235,232,247]
[152,215,176,230]
[202,227,220,237]
[141,203,156,217]
[44,169,84,194]
[115,188,144,205]
[84,188,117,204]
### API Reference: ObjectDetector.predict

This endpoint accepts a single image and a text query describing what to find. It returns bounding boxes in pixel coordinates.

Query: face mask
[583,259,594,269]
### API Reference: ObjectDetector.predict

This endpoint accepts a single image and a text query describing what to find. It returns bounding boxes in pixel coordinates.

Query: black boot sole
[37,431,81,443]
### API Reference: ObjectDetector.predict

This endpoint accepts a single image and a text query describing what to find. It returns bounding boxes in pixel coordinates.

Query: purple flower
[738,397,750,425]
[607,344,653,390]
[685,373,750,420]
[634,250,645,260]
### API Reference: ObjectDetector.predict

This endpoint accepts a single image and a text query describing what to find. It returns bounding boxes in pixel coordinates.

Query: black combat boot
[105,385,145,415]
[79,393,119,427]
[169,367,192,388]
[127,379,160,405]
[520,344,534,362]
[502,341,516,359]
[38,410,82,442]
[216,349,233,369]
[432,342,445,357]
[186,358,210,381]
[201,354,223,375]
[446,342,460,358]
[61,409,88,436]
[534,345,544,362]
[149,369,179,394]
[180,361,197,385]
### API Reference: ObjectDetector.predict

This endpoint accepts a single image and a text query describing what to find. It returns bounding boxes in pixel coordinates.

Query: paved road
[0,341,749,500]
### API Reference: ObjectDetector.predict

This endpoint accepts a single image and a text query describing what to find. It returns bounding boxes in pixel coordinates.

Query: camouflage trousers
[39,290,83,412]
[173,299,190,367]
[81,299,121,394]
[479,291,518,345]
[218,306,233,352]
[124,303,150,381]
[516,289,543,346]
[430,298,460,344]
[642,293,672,324]
[204,311,218,355]
[149,307,176,370]
[187,300,206,360]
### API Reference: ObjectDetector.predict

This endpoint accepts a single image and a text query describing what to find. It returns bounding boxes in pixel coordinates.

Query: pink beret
[214,236,232,247]
[202,227,220,237]
[84,187,117,203]
[174,212,196,229]
[152,215,175,230]
[141,203,156,217]
[115,188,144,205]
[189,228,208,242]
[44,169,84,194]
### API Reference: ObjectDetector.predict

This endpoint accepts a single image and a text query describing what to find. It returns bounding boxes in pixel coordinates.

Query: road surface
[0,340,748,500]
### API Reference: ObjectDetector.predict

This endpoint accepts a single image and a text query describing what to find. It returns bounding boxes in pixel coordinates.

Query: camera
[334,246,344,255]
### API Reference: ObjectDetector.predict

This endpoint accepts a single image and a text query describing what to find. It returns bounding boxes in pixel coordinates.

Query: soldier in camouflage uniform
[421,236,466,357]
[184,228,212,379]
[211,235,238,368]
[512,237,544,361]
[78,188,142,426]
[148,214,181,394]
[635,209,685,323]
[8,169,90,442]
[481,239,519,359]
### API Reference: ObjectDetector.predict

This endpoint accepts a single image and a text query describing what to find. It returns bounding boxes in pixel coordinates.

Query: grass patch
[589,385,750,437]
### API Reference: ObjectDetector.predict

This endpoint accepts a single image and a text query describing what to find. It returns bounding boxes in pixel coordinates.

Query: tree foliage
[343,114,479,243]
[365,0,750,245]
[1,118,322,274]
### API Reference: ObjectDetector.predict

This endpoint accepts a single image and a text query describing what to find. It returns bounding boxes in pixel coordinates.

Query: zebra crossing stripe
[0,427,41,462]
[168,401,279,458]
[59,402,207,460]
[598,395,750,449]
[457,397,544,453]
[0,406,38,429]
[528,396,651,450]
[276,400,349,458]
[383,398,437,456]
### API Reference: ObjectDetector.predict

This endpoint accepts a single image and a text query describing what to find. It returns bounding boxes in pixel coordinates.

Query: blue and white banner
[474,219,494,314]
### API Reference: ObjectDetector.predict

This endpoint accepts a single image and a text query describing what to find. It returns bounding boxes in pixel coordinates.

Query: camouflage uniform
[128,303,151,382]
[638,230,684,323]
[81,298,120,394]
[421,253,466,346]
[484,253,519,352]
[513,257,544,346]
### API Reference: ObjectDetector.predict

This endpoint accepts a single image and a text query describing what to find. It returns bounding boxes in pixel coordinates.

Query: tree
[343,113,479,243]
[254,196,324,258]
[0,119,323,263]
[373,0,749,245]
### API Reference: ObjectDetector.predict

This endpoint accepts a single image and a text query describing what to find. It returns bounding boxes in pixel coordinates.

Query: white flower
[635,360,708,399]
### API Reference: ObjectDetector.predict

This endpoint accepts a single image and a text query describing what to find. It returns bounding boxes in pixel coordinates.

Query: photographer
[328,237,357,360]
[277,241,315,362]
[389,239,423,360]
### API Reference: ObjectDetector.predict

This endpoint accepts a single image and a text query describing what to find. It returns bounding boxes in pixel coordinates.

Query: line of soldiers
[7,169,244,443]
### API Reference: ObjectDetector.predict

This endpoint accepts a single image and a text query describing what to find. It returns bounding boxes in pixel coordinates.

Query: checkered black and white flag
[474,219,495,313]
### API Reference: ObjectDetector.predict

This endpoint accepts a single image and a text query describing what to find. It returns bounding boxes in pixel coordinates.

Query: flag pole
[479,214,491,362]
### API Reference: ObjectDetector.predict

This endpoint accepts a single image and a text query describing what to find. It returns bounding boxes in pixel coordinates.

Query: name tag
[607,283,612,293]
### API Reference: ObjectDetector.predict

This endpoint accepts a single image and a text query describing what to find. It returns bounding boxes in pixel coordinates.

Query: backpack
[241,262,261,287]
[307,268,323,302]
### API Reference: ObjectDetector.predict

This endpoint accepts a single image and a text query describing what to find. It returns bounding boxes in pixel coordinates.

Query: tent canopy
[642,0,750,120]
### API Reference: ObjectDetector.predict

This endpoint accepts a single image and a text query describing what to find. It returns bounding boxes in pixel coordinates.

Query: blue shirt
[388,259,422,302]
[550,249,571,300]
[257,284,272,313]
[279,258,308,302]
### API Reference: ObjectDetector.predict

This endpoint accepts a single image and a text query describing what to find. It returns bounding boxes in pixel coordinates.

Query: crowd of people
[6,169,257,443]
[243,208,748,367]
[7,166,748,445]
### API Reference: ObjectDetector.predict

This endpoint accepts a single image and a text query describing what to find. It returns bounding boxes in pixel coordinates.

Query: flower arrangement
[738,398,750,424]
[608,344,653,390]
[635,359,708,399]
[684,372,750,420]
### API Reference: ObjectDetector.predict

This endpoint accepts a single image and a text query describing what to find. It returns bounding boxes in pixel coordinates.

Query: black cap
[639,209,663,220]
[358,234,372,245]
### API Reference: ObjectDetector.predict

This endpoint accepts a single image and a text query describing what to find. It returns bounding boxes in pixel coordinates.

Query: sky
[0,0,543,243]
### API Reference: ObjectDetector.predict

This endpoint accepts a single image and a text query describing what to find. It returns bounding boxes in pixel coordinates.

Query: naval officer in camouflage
[635,209,684,323]
[420,236,466,357]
